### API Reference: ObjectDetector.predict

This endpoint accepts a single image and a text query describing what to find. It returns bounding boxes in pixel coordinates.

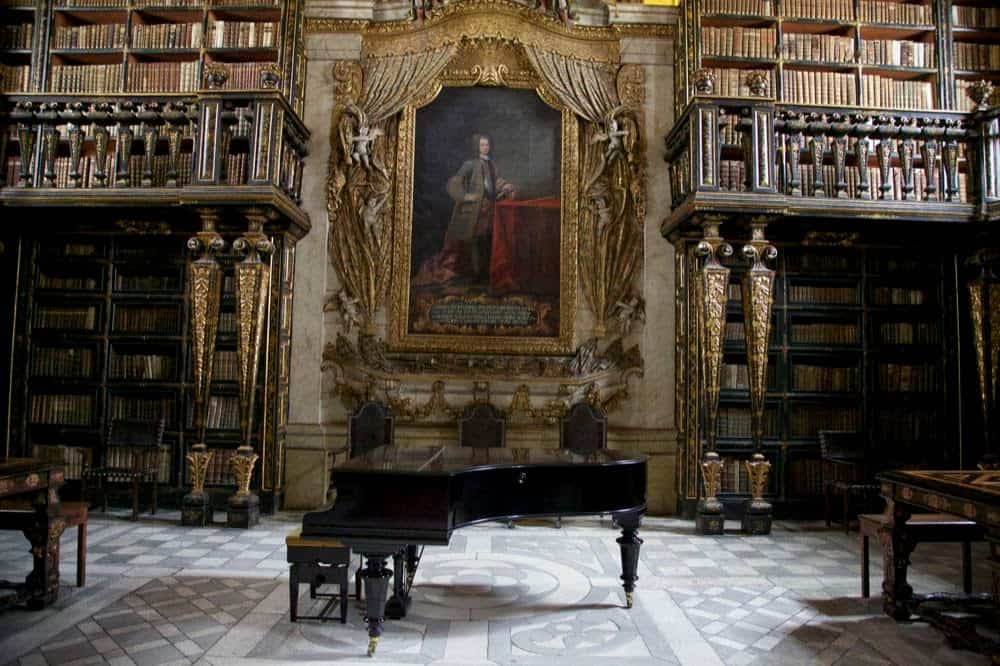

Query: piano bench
[286,530,351,623]
[859,512,985,599]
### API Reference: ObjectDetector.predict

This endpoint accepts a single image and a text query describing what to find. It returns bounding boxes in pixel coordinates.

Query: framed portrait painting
[389,84,578,355]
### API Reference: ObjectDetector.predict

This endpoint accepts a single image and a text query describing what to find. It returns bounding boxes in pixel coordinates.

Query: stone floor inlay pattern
[0,511,992,664]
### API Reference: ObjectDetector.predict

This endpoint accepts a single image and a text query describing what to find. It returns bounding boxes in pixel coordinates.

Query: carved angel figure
[336,289,361,334]
[592,195,612,233]
[614,295,646,337]
[599,117,628,165]
[351,124,384,173]
[359,192,387,236]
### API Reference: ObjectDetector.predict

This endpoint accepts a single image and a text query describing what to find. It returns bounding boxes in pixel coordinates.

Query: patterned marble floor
[0,511,992,665]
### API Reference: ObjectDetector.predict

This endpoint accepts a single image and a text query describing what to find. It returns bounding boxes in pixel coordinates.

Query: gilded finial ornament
[970,80,995,110]
[204,63,228,89]
[693,68,716,95]
[259,63,282,89]
[744,71,769,97]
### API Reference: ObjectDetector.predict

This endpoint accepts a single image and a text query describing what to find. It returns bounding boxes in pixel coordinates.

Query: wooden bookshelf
[678,0,1000,113]
[13,234,295,500]
[675,244,954,518]
[0,0,304,110]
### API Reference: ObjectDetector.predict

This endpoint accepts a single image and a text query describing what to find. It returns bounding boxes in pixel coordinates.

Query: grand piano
[301,445,647,655]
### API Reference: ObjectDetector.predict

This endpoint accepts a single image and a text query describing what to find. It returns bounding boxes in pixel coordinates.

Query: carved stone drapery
[696,220,732,455]
[741,221,777,451]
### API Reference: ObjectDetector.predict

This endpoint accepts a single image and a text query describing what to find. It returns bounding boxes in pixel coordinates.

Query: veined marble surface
[0,513,988,665]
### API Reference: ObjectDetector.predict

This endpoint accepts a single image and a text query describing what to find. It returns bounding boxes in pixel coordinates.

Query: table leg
[288,563,299,622]
[881,499,915,620]
[361,553,393,657]
[615,510,643,609]
[23,516,63,610]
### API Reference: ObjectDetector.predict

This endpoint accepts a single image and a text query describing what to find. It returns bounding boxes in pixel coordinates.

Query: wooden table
[878,470,1000,621]
[0,457,65,609]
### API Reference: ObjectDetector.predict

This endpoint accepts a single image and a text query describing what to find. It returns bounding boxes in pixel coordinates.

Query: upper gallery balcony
[662,80,1000,238]
[0,83,309,238]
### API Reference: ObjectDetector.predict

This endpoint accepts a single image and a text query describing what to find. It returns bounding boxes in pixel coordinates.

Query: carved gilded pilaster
[187,210,226,445]
[969,278,987,439]
[227,208,274,527]
[182,209,225,526]
[741,220,777,452]
[696,450,724,534]
[696,219,733,456]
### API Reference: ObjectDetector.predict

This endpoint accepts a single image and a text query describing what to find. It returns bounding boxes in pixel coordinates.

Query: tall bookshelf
[677,242,955,517]
[0,0,305,110]
[14,233,294,505]
[678,0,1000,113]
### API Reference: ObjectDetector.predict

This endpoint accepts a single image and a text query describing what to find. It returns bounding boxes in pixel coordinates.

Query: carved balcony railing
[0,92,309,236]
[663,96,1000,233]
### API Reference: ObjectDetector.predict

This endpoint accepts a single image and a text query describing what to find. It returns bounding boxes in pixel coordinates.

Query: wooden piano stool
[859,512,984,598]
[285,529,351,623]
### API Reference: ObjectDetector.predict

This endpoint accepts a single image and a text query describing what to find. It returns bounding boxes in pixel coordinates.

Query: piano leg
[360,553,393,656]
[405,544,420,589]
[385,548,410,619]
[615,510,643,609]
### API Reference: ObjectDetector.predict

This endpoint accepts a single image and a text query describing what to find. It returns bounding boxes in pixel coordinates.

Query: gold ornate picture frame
[388,60,579,355]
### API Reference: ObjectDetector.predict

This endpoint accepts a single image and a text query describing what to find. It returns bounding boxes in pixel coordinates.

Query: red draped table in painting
[489,197,560,297]
[0,458,64,609]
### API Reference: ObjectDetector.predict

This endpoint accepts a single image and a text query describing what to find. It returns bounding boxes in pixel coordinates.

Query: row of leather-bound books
[53,0,279,6]
[702,0,932,24]
[0,22,32,49]
[30,394,94,426]
[704,31,937,70]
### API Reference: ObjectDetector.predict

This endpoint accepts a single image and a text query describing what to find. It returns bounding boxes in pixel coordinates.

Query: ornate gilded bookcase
[0,0,309,517]
[669,0,1000,527]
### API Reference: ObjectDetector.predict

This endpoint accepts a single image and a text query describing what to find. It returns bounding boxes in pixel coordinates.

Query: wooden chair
[556,402,608,528]
[859,512,984,598]
[83,417,165,521]
[459,403,509,525]
[345,401,394,600]
[348,401,394,459]
[820,430,878,533]
[459,403,505,449]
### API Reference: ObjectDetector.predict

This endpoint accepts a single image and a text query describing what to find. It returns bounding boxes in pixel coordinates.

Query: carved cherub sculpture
[351,124,384,173]
[614,295,646,337]
[359,192,387,236]
[601,117,628,165]
[592,195,612,232]
[336,289,361,334]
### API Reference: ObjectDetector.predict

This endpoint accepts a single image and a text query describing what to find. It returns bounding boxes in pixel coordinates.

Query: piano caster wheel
[625,592,633,609]
[367,636,379,657]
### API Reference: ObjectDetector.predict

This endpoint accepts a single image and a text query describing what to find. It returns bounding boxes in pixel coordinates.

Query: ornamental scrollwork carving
[696,219,732,454]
